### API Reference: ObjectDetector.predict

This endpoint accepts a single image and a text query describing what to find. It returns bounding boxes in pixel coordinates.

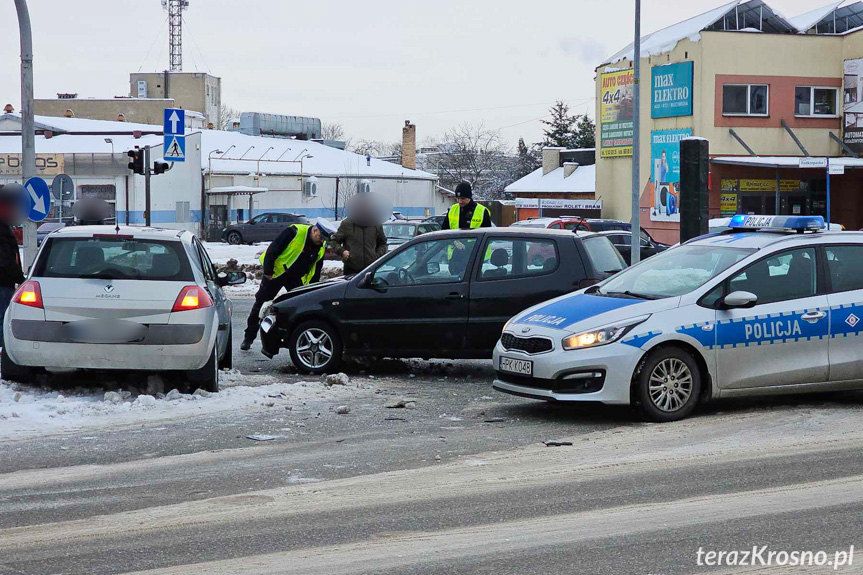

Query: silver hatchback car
[2,226,245,391]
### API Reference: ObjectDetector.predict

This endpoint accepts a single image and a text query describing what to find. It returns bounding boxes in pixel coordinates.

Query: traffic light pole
[144,145,151,227]
[15,0,36,268]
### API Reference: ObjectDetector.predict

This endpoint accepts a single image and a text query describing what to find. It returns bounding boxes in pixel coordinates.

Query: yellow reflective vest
[448,202,489,229]
[258,224,324,284]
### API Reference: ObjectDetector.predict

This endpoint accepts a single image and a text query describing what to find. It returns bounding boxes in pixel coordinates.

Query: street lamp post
[15,0,36,268]
[631,0,642,265]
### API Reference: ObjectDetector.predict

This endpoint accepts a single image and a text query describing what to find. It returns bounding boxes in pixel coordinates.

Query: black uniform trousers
[243,275,301,342]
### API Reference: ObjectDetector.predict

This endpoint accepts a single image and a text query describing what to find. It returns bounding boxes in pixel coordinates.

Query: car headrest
[490,248,509,267]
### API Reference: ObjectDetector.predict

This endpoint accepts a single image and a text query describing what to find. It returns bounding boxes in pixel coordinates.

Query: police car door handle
[801,311,827,322]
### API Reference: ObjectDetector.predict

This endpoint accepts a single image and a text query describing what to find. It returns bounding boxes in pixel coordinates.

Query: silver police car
[2,226,245,391]
[493,215,862,421]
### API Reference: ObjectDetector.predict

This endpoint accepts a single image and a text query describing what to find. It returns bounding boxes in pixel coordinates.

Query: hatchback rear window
[582,236,626,274]
[33,237,194,281]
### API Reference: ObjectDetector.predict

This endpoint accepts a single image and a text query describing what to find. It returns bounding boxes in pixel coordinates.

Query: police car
[493,215,863,422]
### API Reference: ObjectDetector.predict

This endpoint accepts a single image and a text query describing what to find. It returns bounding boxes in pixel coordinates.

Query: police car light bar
[728,215,825,232]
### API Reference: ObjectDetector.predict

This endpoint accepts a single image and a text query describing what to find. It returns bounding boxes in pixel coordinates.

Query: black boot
[240,338,253,351]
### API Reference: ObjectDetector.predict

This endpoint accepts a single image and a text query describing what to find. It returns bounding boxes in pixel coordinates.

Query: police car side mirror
[724,291,758,309]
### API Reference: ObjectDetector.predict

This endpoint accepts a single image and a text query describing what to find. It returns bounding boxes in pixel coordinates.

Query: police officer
[241,218,337,350]
[442,182,492,230]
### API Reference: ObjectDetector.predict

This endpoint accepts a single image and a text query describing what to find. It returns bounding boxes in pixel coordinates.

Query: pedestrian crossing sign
[164,135,186,162]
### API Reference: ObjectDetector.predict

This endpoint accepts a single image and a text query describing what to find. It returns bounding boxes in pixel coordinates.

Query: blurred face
[309,226,324,245]
[457,197,471,207]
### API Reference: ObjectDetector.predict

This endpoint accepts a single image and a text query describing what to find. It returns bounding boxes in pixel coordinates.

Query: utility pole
[631,0,642,265]
[144,146,152,226]
[15,0,36,268]
[163,0,190,72]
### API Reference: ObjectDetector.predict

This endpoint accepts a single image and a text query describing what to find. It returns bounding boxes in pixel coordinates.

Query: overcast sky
[0,0,824,147]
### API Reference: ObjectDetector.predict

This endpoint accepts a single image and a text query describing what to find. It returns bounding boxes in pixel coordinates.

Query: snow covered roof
[505,164,596,194]
[0,113,161,134]
[788,1,844,32]
[201,130,436,181]
[0,115,438,181]
[602,0,797,64]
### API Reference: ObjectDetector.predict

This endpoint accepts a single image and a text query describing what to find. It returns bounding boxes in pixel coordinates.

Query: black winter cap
[454,182,472,199]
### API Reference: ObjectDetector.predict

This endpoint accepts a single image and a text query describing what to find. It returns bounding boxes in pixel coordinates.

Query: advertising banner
[600,69,635,158]
[721,179,802,192]
[649,129,691,223]
[844,59,863,154]
[720,193,738,216]
[0,153,64,177]
[651,61,693,118]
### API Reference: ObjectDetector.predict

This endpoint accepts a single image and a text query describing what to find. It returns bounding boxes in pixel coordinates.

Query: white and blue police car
[493,215,862,422]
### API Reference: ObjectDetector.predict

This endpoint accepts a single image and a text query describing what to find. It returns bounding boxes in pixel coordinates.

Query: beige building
[34,97,175,126]
[595,0,863,243]
[129,71,221,125]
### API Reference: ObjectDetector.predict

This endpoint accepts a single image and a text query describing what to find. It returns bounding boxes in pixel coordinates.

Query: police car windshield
[597,245,754,299]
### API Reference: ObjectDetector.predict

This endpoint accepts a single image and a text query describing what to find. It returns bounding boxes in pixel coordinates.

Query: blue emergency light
[728,215,825,232]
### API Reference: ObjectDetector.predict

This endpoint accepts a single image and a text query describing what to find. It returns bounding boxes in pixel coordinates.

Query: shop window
[722,84,768,116]
[795,86,838,117]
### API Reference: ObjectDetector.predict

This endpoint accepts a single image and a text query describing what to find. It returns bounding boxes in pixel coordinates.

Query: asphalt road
[2,297,862,575]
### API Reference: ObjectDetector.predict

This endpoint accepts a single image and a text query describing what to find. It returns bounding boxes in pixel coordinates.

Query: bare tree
[430,122,516,200]
[351,139,385,157]
[216,104,240,130]
[321,122,345,141]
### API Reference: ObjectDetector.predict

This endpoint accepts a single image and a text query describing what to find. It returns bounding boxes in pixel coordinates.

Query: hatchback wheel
[288,321,342,374]
[188,345,219,392]
[634,347,701,422]
[226,231,243,245]
[1,348,36,384]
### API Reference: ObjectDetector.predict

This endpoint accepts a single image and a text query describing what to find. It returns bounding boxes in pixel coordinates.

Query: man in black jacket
[241,219,336,351]
[0,196,24,348]
[441,182,492,230]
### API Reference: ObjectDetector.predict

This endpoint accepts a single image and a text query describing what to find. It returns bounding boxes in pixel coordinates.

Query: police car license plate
[499,357,533,376]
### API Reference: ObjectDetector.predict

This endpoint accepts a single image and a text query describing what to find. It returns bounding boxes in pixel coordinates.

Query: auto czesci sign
[600,69,635,158]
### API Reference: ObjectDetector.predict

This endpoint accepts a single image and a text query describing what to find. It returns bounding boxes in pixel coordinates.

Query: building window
[722,84,769,116]
[795,86,839,117]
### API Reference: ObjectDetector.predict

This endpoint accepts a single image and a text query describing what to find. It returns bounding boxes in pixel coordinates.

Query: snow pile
[0,372,366,440]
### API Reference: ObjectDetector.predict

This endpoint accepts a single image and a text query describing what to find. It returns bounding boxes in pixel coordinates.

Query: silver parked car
[2,226,245,391]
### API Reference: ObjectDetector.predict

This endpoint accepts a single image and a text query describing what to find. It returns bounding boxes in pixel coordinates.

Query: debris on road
[483,417,505,423]
[384,416,407,422]
[325,373,351,387]
[246,434,276,441]
[543,441,573,447]
[165,389,182,401]
[103,391,123,404]
[192,389,210,398]
[335,405,351,415]
[385,398,417,409]
[135,395,157,408]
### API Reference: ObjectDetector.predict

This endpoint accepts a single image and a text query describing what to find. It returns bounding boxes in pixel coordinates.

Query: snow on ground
[0,370,369,440]
[203,242,269,266]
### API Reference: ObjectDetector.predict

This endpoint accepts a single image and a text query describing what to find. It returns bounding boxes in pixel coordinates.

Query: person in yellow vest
[241,218,337,350]
[442,182,492,230]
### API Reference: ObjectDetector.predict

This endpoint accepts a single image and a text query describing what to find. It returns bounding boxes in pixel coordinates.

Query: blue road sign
[23,177,52,222]
[163,108,185,136]
[164,135,186,163]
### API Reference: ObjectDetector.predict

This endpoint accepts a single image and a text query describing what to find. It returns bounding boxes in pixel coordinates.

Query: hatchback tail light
[172,286,213,312]
[13,281,43,309]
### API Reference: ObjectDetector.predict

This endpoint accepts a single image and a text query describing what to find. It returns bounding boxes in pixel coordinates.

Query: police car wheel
[635,347,701,422]
[226,231,243,245]
[289,320,342,374]
[1,348,36,383]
